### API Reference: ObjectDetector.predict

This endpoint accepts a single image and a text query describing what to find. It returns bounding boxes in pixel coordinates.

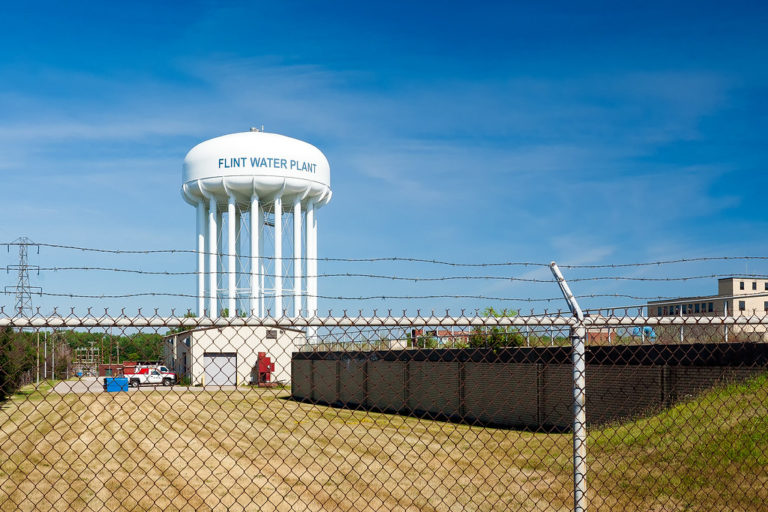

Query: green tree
[167,312,197,335]
[54,329,164,364]
[0,327,16,400]
[468,307,524,349]
[0,328,35,400]
[406,330,439,349]
[415,334,438,349]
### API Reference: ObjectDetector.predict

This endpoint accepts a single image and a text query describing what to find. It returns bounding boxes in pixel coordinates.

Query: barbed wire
[3,241,768,269]
[1,289,676,302]
[5,241,768,315]
[17,266,768,283]
[11,288,768,312]
[2,242,548,267]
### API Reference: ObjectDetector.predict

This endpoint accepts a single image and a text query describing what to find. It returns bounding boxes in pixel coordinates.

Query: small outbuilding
[163,326,306,386]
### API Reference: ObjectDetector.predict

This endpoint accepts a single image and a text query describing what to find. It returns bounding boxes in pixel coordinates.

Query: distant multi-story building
[648,278,768,317]
[647,277,768,342]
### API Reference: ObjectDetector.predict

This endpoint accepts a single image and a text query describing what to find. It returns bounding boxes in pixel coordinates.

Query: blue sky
[1,1,767,316]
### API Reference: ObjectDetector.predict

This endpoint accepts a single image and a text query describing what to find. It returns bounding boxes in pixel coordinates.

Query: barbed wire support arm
[551,261,587,512]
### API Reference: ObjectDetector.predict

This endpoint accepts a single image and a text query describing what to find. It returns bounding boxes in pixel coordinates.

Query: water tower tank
[181,131,332,318]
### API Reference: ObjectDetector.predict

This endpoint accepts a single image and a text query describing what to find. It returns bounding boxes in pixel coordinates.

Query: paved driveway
[51,377,238,394]
[51,377,104,394]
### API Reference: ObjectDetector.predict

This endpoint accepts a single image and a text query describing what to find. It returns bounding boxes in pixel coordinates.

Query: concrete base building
[164,326,306,386]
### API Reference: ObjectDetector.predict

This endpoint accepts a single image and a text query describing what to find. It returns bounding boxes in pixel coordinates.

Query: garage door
[203,352,237,386]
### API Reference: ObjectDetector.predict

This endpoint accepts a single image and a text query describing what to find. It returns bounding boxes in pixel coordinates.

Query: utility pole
[4,237,42,320]
[36,332,40,385]
[43,332,47,380]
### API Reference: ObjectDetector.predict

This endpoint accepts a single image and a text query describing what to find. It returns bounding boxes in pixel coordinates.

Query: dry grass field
[0,385,574,512]
[0,375,766,511]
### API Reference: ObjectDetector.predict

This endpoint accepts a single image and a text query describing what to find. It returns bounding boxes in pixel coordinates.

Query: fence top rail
[1,313,768,329]
[0,314,574,329]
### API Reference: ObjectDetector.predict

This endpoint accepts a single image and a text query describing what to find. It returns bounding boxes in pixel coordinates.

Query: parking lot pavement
[51,377,103,394]
[50,378,239,394]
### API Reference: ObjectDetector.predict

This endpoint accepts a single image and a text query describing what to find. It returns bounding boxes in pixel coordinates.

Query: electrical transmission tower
[5,237,41,316]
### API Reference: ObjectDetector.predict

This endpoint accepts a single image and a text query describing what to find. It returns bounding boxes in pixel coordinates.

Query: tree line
[0,328,164,401]
[410,307,525,349]
[0,327,35,400]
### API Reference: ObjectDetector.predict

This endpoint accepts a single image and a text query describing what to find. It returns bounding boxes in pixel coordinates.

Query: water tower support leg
[227,196,236,318]
[235,207,242,315]
[208,197,218,318]
[293,198,302,317]
[250,195,260,317]
[307,201,317,342]
[196,201,206,317]
[216,210,223,311]
[274,196,283,316]
[258,205,265,316]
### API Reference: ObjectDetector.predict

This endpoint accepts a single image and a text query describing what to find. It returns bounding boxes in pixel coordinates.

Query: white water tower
[182,130,332,318]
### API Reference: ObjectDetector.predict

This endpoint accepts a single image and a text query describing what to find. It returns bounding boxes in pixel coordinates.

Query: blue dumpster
[104,377,129,392]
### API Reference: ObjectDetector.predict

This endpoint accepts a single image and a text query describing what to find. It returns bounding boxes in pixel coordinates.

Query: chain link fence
[0,310,766,511]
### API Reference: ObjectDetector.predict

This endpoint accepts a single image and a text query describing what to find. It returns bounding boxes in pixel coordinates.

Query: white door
[203,353,237,386]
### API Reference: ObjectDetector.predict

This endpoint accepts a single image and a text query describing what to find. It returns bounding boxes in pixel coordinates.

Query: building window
[764,301,768,312]
[765,283,768,291]
[753,282,757,290]
[740,281,745,290]
[657,307,662,316]
[662,306,667,315]
[695,303,700,314]
[739,301,746,311]
[708,302,714,313]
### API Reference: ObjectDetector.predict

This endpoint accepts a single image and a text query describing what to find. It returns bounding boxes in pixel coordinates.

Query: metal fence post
[571,323,587,512]
[550,262,587,512]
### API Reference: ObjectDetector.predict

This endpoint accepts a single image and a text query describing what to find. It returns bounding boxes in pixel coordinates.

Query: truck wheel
[130,379,140,388]
[163,378,172,387]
